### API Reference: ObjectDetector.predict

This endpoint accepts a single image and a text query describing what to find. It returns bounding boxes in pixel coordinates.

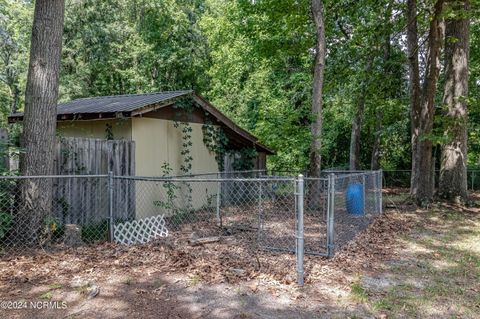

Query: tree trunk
[438,0,470,202]
[414,0,445,205]
[408,0,444,205]
[371,1,393,170]
[11,85,20,114]
[349,61,372,170]
[370,112,382,170]
[308,0,325,177]
[17,0,65,244]
[407,0,422,196]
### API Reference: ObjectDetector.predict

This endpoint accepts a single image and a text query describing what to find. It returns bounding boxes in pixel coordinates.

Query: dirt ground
[1,189,479,318]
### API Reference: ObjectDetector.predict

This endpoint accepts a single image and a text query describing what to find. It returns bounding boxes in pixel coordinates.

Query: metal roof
[56,90,191,115]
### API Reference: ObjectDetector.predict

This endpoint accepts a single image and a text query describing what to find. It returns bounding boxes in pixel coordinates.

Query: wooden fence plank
[52,137,135,225]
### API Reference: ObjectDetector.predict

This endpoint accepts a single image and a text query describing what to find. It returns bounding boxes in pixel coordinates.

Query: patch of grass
[373,298,394,311]
[48,283,63,290]
[74,284,90,295]
[365,208,480,318]
[385,193,411,205]
[150,279,163,289]
[189,274,202,286]
[124,277,134,285]
[350,279,368,303]
[39,291,53,300]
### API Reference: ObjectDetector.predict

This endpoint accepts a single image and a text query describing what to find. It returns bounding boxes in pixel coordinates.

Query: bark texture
[17,0,65,244]
[407,0,422,195]
[413,0,445,205]
[370,114,382,170]
[308,0,325,177]
[371,1,393,170]
[349,61,372,170]
[438,0,470,202]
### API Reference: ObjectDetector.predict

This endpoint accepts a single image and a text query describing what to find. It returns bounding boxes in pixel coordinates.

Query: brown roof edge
[8,112,129,123]
[192,94,275,155]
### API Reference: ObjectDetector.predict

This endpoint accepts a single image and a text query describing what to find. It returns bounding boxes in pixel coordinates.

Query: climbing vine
[174,121,194,212]
[105,123,114,140]
[202,119,229,171]
[172,95,257,173]
[172,95,258,174]
[153,162,179,214]
[229,147,257,171]
[174,122,193,174]
[173,95,196,117]
[173,95,196,176]
[173,96,198,211]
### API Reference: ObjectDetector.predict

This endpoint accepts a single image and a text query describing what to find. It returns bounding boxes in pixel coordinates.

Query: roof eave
[7,91,276,155]
[191,94,274,155]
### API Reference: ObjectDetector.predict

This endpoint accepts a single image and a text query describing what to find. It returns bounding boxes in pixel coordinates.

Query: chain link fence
[382,169,480,190]
[0,175,110,250]
[329,171,383,252]
[0,170,383,285]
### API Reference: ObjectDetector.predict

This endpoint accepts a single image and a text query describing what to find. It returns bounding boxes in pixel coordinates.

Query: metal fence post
[216,172,222,227]
[379,170,383,214]
[373,171,379,214]
[108,171,114,242]
[296,174,304,286]
[362,173,366,213]
[472,171,475,191]
[327,173,335,257]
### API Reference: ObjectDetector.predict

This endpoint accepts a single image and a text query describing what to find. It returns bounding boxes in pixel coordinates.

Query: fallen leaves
[0,198,416,303]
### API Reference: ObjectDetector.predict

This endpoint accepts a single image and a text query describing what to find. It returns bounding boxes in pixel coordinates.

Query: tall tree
[349,60,372,170]
[412,0,445,204]
[438,0,470,201]
[17,0,65,243]
[371,0,395,170]
[309,0,325,177]
[407,0,422,195]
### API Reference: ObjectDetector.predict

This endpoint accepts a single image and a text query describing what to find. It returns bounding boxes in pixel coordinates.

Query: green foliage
[153,162,179,213]
[0,0,32,121]
[81,221,108,244]
[0,0,479,174]
[42,215,66,243]
[0,178,15,240]
[105,123,114,140]
[202,122,229,170]
[230,147,257,171]
[0,211,11,240]
[201,0,313,171]
[351,278,368,302]
[167,208,194,226]
[175,122,194,174]
[153,161,194,225]
[467,6,480,168]
[61,0,210,100]
[172,98,195,211]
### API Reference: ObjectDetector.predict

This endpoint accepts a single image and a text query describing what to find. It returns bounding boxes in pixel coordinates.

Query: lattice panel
[113,214,169,245]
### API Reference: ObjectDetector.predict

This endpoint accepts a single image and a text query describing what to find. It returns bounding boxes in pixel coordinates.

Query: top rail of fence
[0,169,383,181]
[112,175,296,182]
[0,174,109,179]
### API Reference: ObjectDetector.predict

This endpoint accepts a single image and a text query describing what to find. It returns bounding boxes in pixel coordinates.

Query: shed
[8,90,274,177]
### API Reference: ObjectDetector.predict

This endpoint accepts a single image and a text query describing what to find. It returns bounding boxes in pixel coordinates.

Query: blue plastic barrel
[345,183,364,216]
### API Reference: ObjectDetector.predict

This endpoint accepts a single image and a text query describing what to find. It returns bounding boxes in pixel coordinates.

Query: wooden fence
[52,137,135,225]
